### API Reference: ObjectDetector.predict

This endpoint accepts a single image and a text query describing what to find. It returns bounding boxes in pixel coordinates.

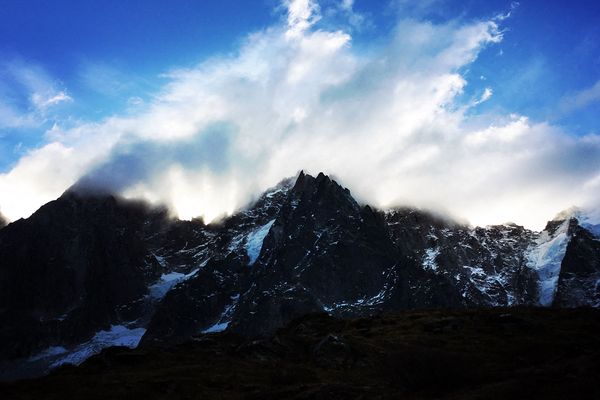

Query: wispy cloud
[0,0,599,230]
[558,79,600,115]
[494,1,519,21]
[77,61,156,99]
[335,0,367,29]
[0,103,37,130]
[31,90,72,110]
[0,59,73,129]
[284,0,321,38]
[473,87,493,105]
[388,0,446,18]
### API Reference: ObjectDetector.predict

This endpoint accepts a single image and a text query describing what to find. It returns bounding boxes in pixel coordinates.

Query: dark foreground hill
[2,307,600,400]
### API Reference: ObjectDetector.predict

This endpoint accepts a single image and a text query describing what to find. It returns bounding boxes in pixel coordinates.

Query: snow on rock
[526,219,571,306]
[153,253,167,267]
[422,248,440,271]
[202,321,230,333]
[265,188,285,199]
[50,325,146,368]
[201,294,240,333]
[582,222,600,239]
[245,219,275,265]
[554,207,600,238]
[228,234,245,252]
[576,209,600,239]
[323,289,389,313]
[463,265,486,277]
[148,268,199,300]
[28,346,68,362]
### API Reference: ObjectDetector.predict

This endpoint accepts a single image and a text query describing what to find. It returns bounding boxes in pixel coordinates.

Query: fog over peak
[0,0,599,230]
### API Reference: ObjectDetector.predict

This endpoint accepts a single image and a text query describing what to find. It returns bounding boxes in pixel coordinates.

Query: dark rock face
[385,210,539,308]
[229,172,399,336]
[0,213,6,229]
[554,224,600,307]
[142,256,243,345]
[0,192,168,362]
[1,171,599,380]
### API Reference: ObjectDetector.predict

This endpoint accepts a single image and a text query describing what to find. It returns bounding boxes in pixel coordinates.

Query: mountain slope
[1,171,599,380]
[554,222,600,307]
[0,192,170,372]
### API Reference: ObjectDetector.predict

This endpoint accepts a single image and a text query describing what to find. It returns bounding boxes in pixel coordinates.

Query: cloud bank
[1,0,599,230]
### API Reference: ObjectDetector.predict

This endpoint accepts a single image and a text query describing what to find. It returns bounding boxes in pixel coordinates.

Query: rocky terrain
[2,308,600,399]
[0,171,599,381]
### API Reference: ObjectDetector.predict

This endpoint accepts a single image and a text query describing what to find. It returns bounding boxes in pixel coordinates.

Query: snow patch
[422,248,440,271]
[148,268,199,300]
[203,321,230,333]
[153,253,167,267]
[28,346,67,362]
[246,219,275,265]
[554,207,600,238]
[50,325,146,368]
[265,188,284,199]
[526,219,570,306]
[577,211,600,239]
[583,223,600,239]
[323,288,389,313]
[228,234,245,252]
[463,265,486,277]
[202,294,240,334]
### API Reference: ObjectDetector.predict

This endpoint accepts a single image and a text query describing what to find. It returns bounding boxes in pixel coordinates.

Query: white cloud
[285,0,321,38]
[31,90,73,110]
[559,79,600,115]
[0,0,599,231]
[79,62,129,96]
[0,103,37,129]
[473,87,493,105]
[336,0,366,29]
[494,1,519,21]
[340,0,354,11]
[0,60,73,129]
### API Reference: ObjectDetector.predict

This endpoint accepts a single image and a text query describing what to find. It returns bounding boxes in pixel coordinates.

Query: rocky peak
[551,208,600,307]
[552,206,583,222]
[288,171,360,219]
[226,177,295,229]
[2,170,600,380]
[550,206,600,237]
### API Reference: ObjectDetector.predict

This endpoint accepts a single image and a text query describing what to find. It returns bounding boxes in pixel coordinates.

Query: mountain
[1,171,599,380]
[0,212,6,229]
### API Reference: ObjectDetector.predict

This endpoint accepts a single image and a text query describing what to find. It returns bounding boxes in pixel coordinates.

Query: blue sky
[0,0,599,228]
[0,1,273,167]
[1,0,598,154]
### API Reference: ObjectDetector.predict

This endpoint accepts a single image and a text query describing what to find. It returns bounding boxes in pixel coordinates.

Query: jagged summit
[551,205,599,226]
[553,206,583,222]
[547,206,600,240]
[1,171,600,380]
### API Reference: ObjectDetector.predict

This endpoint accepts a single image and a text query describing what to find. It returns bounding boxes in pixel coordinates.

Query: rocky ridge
[0,171,599,379]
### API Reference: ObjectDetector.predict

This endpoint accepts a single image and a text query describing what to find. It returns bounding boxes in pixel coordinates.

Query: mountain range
[1,171,599,380]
